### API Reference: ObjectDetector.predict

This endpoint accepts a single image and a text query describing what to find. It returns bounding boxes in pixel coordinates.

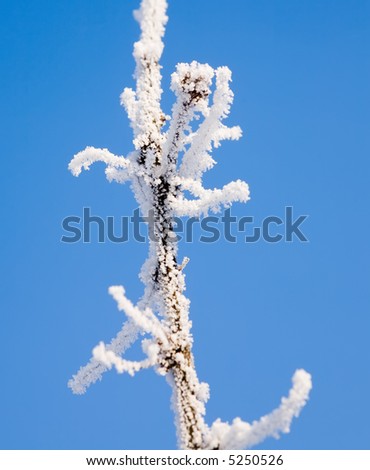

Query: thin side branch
[207,370,312,449]
[171,177,250,217]
[69,146,130,180]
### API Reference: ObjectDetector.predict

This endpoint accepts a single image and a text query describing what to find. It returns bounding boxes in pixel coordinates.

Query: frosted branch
[131,0,167,152]
[68,285,166,394]
[93,340,159,376]
[179,256,190,271]
[171,178,250,217]
[213,124,242,148]
[179,66,241,180]
[120,87,138,128]
[208,369,312,449]
[68,320,139,395]
[105,167,131,184]
[68,146,130,182]
[68,0,311,450]
[162,62,214,173]
[108,285,168,344]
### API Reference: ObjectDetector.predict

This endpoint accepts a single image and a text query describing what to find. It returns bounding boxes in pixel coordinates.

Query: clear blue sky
[1,0,369,450]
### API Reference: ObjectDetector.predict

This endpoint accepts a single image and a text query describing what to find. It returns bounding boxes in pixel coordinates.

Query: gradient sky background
[1,0,369,450]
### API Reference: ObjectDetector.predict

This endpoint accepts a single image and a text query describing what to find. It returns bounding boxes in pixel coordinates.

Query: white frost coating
[120,88,138,126]
[108,285,167,344]
[93,341,158,376]
[68,0,312,450]
[171,178,250,217]
[207,370,312,449]
[69,146,130,180]
[162,61,214,175]
[68,320,139,395]
[105,167,131,184]
[179,67,241,180]
[213,124,243,148]
[130,0,168,152]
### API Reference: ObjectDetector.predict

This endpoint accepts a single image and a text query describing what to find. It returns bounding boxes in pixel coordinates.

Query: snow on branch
[68,286,168,393]
[162,62,214,173]
[120,87,138,129]
[68,320,140,395]
[208,370,312,449]
[171,178,250,217]
[93,340,159,376]
[130,0,168,153]
[69,146,130,182]
[179,66,242,180]
[93,283,172,377]
[133,0,167,63]
[108,286,168,344]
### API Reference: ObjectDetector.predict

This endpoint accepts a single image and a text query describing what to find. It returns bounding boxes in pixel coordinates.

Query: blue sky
[1,0,369,450]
